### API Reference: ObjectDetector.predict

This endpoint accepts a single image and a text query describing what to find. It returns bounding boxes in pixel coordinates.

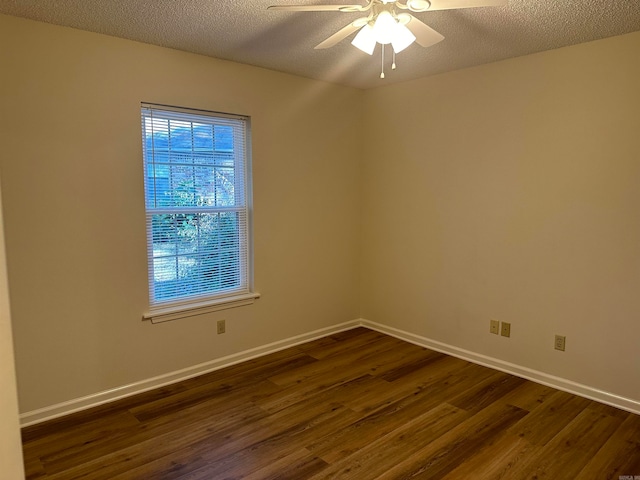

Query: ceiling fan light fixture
[270,0,506,80]
[391,23,416,53]
[372,10,397,44]
[351,24,377,55]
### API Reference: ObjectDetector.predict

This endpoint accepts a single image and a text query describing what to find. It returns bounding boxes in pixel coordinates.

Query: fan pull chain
[380,44,385,79]
[392,50,397,70]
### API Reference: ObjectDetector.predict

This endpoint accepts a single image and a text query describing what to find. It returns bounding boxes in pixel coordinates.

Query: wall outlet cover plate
[501,322,511,337]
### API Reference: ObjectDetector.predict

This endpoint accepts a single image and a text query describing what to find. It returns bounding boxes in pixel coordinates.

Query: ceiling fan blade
[424,0,507,11]
[315,20,366,49]
[268,4,367,12]
[402,15,444,48]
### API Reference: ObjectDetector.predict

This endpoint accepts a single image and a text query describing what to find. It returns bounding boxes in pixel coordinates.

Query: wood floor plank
[380,354,494,390]
[267,334,402,387]
[338,375,423,414]
[495,379,558,412]
[22,327,640,480]
[169,404,360,480]
[300,328,389,360]
[374,402,529,480]
[439,433,540,480]
[22,410,141,461]
[449,371,527,414]
[241,449,328,480]
[576,412,640,479]
[43,387,284,479]
[507,390,592,446]
[307,403,470,480]
[23,455,47,480]
[369,348,445,381]
[39,386,274,475]
[256,371,372,414]
[306,383,475,464]
[107,391,359,480]
[128,371,286,423]
[111,406,351,480]
[510,406,627,479]
[294,335,338,353]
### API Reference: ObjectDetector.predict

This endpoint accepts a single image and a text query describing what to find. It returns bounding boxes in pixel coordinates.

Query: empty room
[0,0,639,478]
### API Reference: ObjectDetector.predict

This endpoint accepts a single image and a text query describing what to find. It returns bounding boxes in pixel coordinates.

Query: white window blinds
[141,104,251,308]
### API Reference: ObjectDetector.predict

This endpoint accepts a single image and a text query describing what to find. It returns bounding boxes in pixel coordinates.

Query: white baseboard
[360,319,640,416]
[19,320,361,427]
[20,318,640,427]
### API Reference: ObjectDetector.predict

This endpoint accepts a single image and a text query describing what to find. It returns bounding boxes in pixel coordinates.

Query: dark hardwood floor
[21,327,640,479]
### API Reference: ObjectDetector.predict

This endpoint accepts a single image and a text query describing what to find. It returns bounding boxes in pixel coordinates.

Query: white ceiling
[1,0,640,89]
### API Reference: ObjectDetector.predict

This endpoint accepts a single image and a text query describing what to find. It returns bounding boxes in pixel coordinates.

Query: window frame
[140,103,258,323]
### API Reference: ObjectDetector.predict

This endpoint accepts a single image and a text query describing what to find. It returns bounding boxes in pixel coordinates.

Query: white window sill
[144,292,261,324]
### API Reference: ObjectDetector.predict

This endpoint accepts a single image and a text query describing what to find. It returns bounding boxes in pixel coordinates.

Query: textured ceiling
[1,0,639,89]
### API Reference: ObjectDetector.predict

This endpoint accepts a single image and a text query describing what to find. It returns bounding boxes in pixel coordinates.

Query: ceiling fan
[268,0,507,78]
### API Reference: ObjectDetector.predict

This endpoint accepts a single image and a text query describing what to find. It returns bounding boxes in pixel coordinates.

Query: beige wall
[2,11,639,418]
[0,179,24,478]
[361,31,640,401]
[0,14,362,413]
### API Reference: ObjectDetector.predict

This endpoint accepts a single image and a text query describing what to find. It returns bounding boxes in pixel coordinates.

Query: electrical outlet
[555,335,566,351]
[217,319,226,335]
[490,320,500,335]
[501,322,511,338]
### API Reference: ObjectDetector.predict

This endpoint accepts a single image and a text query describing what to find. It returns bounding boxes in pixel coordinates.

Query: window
[141,104,257,323]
